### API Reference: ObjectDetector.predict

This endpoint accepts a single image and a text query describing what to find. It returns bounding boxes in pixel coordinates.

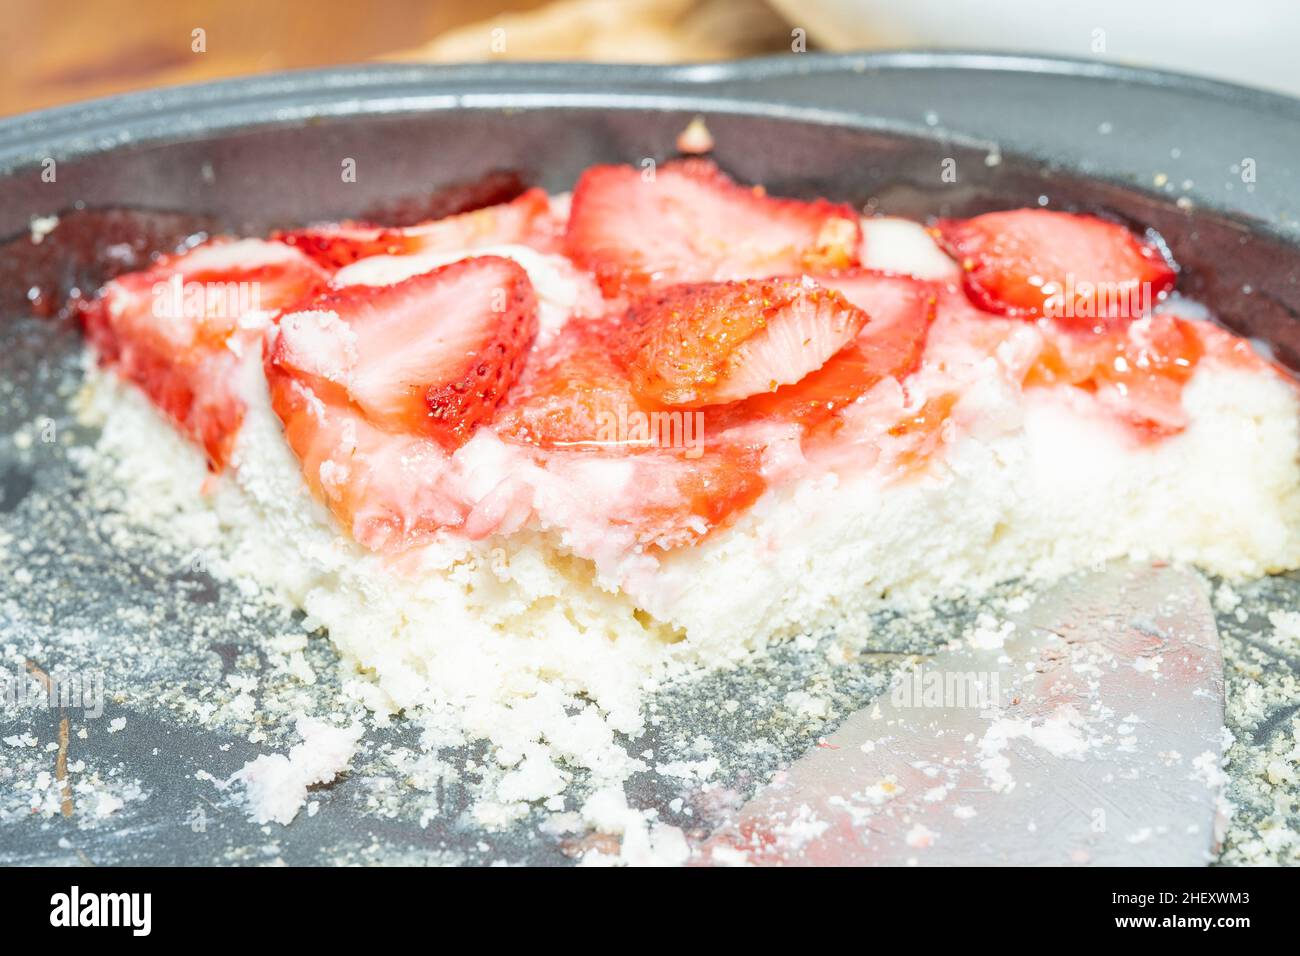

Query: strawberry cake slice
[78,159,1300,751]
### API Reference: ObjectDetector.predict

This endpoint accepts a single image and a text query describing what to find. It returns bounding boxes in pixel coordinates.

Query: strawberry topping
[263,255,538,547]
[934,209,1176,323]
[264,367,469,550]
[1027,313,1204,437]
[495,319,647,450]
[622,277,869,407]
[267,255,538,451]
[81,238,328,469]
[626,440,769,549]
[730,270,936,431]
[276,188,556,270]
[565,159,860,296]
[889,391,960,473]
[87,173,1252,559]
[495,271,936,545]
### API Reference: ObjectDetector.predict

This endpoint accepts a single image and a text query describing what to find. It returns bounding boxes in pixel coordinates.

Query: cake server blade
[699,563,1227,866]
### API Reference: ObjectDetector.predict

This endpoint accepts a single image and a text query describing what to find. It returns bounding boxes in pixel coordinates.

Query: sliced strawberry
[267,255,538,451]
[265,368,469,550]
[503,272,932,451]
[92,238,330,351]
[622,277,868,408]
[728,270,936,430]
[501,275,933,548]
[1027,313,1203,437]
[82,238,328,469]
[627,440,769,549]
[565,159,861,296]
[495,319,649,450]
[933,209,1176,323]
[276,188,555,270]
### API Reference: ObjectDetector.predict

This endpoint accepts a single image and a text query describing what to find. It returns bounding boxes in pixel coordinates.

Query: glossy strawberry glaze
[84,185,1284,559]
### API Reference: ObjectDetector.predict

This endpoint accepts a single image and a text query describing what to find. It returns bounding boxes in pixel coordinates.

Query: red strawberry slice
[1026,313,1204,437]
[625,439,769,549]
[265,368,470,550]
[497,275,932,548]
[267,255,538,451]
[276,188,555,270]
[565,159,861,296]
[933,209,1176,323]
[92,238,330,352]
[82,238,328,469]
[495,319,648,450]
[622,277,869,408]
[494,319,769,547]
[671,440,767,535]
[731,270,936,429]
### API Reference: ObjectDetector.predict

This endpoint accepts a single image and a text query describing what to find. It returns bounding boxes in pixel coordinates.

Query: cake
[77,158,1300,802]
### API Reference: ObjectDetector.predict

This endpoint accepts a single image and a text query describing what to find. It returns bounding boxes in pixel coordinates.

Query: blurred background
[3,0,1296,116]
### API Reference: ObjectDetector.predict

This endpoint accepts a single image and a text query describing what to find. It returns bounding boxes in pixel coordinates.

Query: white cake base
[78,350,1300,797]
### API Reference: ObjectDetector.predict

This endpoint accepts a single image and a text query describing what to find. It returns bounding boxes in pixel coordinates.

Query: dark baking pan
[0,53,1297,866]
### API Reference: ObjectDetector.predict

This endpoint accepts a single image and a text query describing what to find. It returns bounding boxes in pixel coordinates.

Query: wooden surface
[2,0,791,116]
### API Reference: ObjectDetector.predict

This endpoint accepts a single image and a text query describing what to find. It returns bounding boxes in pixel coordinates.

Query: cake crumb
[231,716,363,825]
[675,116,714,155]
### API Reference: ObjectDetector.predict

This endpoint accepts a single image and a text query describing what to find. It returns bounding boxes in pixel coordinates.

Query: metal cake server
[700,564,1227,866]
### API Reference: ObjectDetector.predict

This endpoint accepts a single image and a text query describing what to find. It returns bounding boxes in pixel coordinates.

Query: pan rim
[4,49,1299,163]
